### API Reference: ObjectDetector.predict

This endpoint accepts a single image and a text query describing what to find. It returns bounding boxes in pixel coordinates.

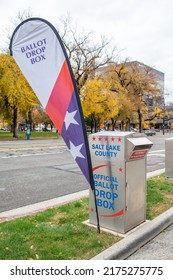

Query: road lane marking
[148,149,165,153]
[0,145,66,152]
[147,154,165,157]
[1,150,65,158]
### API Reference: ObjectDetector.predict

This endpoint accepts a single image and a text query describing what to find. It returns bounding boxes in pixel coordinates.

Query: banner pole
[93,186,100,233]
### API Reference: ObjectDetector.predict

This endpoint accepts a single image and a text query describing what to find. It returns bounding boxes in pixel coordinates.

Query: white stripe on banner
[11,20,65,108]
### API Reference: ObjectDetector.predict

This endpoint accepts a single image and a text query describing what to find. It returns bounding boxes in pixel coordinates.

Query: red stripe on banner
[45,60,74,132]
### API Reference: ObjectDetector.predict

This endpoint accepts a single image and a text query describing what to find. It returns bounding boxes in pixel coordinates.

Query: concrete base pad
[83,219,149,238]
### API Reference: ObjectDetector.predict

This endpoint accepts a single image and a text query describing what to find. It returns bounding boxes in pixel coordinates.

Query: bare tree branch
[58,15,118,92]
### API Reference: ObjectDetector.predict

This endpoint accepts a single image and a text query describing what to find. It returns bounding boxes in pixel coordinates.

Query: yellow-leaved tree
[103,65,135,130]
[106,62,159,132]
[81,77,110,132]
[0,53,39,137]
[103,83,122,131]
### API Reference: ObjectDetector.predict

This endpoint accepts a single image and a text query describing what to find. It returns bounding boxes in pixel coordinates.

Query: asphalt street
[147,134,169,172]
[0,138,87,212]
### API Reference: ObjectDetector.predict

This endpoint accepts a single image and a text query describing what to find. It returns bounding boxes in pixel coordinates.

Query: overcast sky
[0,0,173,103]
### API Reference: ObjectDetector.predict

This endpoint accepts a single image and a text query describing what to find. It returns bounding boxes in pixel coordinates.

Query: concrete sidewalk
[1,167,172,260]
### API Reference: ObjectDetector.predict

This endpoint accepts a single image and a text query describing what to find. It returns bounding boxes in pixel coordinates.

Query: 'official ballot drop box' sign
[89,131,153,234]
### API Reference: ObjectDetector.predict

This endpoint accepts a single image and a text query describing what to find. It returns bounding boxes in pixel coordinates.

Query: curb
[147,168,165,179]
[91,207,173,259]
[0,190,89,223]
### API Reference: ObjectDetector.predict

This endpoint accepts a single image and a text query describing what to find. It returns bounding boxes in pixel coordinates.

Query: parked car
[130,128,138,132]
[141,129,156,136]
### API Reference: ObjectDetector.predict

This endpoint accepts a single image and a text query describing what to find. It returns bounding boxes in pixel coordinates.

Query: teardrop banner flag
[9,18,100,232]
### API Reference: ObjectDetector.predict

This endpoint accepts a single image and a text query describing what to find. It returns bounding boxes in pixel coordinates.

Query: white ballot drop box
[89,131,153,234]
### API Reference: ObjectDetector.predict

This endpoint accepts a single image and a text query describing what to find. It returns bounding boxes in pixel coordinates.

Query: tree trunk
[120,120,124,131]
[111,118,116,131]
[137,109,142,132]
[126,118,130,131]
[91,114,97,133]
[13,106,18,138]
[94,118,97,133]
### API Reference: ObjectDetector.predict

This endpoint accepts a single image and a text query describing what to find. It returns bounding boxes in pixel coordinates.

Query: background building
[127,61,165,111]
